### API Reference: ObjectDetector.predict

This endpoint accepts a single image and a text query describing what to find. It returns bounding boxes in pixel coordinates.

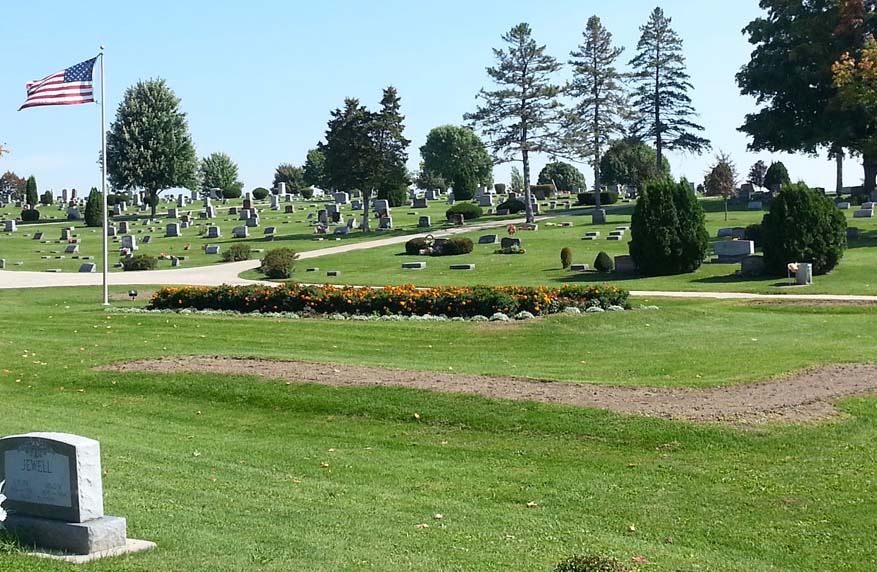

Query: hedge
[150,283,629,318]
[576,191,619,206]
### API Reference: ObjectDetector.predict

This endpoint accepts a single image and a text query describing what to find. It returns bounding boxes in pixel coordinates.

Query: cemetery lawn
[0,197,518,274]
[249,200,877,296]
[0,287,876,571]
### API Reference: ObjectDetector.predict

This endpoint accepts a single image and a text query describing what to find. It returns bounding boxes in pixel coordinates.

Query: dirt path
[97,357,877,424]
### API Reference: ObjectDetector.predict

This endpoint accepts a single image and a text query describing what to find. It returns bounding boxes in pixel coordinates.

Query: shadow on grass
[552,271,644,284]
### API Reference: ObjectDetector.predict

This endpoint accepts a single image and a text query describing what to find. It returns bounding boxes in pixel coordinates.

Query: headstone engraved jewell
[0,432,155,562]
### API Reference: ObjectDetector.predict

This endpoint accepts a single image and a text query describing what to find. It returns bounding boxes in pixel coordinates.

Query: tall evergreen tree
[629,7,709,169]
[25,175,38,207]
[567,15,628,209]
[106,79,198,216]
[371,86,411,212]
[84,187,103,227]
[320,98,379,231]
[466,23,563,223]
[747,160,768,187]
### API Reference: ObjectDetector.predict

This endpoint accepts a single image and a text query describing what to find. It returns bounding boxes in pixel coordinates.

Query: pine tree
[629,7,709,169]
[320,98,379,231]
[466,23,563,223]
[371,86,411,214]
[84,187,103,227]
[567,15,628,209]
[25,175,38,207]
[747,160,768,187]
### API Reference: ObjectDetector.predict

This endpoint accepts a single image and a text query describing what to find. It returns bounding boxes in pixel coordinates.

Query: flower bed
[150,283,629,318]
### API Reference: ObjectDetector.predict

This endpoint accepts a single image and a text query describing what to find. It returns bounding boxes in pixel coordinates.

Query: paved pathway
[2,210,876,303]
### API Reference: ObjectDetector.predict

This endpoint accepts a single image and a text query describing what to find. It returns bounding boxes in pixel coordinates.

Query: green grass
[256,198,877,295]
[0,196,525,274]
[0,288,876,571]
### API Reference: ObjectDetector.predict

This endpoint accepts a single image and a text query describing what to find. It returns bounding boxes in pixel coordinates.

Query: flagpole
[99,46,109,306]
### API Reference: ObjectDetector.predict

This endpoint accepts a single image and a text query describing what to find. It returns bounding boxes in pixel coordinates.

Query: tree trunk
[522,151,533,224]
[654,44,662,171]
[724,197,728,222]
[594,104,602,210]
[149,190,157,218]
[361,189,371,232]
[835,149,844,195]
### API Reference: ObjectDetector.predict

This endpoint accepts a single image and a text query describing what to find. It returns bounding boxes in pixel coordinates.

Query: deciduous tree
[537,161,586,193]
[747,160,768,187]
[302,148,328,190]
[420,125,492,200]
[199,152,241,195]
[600,138,670,190]
[273,163,306,194]
[106,79,198,216]
[704,152,738,221]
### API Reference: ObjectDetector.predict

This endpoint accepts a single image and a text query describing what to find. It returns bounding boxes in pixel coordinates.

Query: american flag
[19,57,98,111]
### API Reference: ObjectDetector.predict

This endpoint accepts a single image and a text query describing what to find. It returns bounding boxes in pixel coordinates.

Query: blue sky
[0,0,857,195]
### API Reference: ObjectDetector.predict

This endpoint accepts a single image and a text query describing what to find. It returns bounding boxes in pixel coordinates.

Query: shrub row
[406,237,474,256]
[576,190,620,206]
[446,202,483,221]
[150,283,629,318]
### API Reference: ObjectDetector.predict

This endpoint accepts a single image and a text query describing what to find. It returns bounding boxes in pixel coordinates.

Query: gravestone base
[5,514,129,555]
[591,209,607,225]
[28,538,157,564]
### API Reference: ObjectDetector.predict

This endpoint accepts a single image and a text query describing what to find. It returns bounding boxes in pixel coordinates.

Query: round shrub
[438,237,473,256]
[121,254,157,271]
[20,209,40,222]
[40,191,54,206]
[222,243,252,262]
[252,187,270,200]
[260,248,299,279]
[554,554,631,572]
[494,183,507,193]
[300,187,315,200]
[530,184,556,199]
[497,198,526,214]
[560,247,572,269]
[629,179,709,276]
[761,183,847,275]
[576,190,620,206]
[446,203,483,221]
[594,251,614,273]
[405,237,430,255]
[222,186,242,199]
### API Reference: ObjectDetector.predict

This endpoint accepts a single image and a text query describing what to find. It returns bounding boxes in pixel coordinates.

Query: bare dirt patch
[96,357,877,424]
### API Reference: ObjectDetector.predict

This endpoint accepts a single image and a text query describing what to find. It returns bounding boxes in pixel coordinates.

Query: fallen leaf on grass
[632,556,650,563]
[320,462,330,468]
[415,523,429,529]
[433,514,445,520]
[526,501,539,509]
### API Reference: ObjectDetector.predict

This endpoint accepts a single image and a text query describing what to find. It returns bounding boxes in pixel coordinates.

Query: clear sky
[0,0,858,195]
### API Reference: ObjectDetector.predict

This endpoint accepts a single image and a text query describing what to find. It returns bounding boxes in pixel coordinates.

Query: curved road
[2,211,876,302]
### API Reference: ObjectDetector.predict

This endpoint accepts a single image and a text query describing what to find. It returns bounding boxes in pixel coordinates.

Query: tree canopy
[420,125,492,201]
[199,152,241,195]
[273,163,306,194]
[537,161,586,192]
[566,15,628,202]
[466,22,563,222]
[764,161,791,189]
[302,148,328,189]
[106,79,198,215]
[600,138,671,190]
[629,7,709,168]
